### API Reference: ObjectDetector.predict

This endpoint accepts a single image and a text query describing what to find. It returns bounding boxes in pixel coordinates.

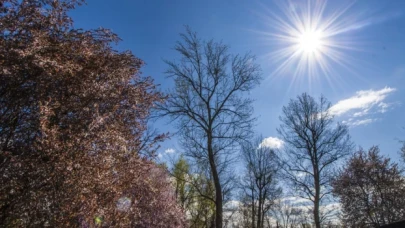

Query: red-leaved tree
[332,146,405,227]
[0,0,186,227]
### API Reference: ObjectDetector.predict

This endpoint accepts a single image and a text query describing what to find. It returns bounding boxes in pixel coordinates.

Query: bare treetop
[277,93,353,228]
[159,26,261,227]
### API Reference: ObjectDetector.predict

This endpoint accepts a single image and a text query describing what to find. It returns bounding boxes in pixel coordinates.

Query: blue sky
[70,0,405,162]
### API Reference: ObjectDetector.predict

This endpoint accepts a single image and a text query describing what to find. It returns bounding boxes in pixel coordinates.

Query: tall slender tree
[240,136,282,228]
[159,27,261,227]
[277,93,353,228]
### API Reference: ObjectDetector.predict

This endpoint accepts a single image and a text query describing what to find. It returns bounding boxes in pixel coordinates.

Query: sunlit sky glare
[70,0,405,162]
[257,0,365,89]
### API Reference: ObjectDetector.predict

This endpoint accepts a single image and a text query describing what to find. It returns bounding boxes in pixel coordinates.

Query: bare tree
[277,93,353,228]
[270,198,309,228]
[332,146,405,227]
[240,136,282,228]
[159,27,261,227]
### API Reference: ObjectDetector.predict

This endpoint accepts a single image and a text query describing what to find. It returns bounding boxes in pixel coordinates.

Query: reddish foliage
[332,146,405,227]
[0,1,186,227]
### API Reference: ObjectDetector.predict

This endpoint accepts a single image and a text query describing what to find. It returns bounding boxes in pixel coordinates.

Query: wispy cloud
[378,102,390,113]
[164,148,175,154]
[259,137,284,149]
[347,118,377,126]
[329,87,396,116]
[281,196,311,205]
[329,87,397,126]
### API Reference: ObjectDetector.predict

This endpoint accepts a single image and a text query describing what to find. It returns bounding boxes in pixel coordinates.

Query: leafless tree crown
[159,27,261,227]
[239,136,282,228]
[277,93,353,228]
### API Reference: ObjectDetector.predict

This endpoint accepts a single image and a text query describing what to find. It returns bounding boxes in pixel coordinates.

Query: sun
[257,0,365,87]
[298,30,323,54]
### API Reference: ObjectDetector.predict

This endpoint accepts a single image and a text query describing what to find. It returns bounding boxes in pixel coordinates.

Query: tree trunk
[208,136,222,228]
[252,189,256,228]
[257,189,262,228]
[314,168,321,228]
[212,165,222,228]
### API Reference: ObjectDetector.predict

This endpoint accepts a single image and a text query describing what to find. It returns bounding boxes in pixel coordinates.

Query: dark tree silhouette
[277,93,353,228]
[332,146,405,227]
[159,27,261,227]
[0,1,185,227]
[240,136,282,228]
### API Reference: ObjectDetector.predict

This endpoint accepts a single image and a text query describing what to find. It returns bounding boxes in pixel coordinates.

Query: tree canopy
[0,1,185,227]
[332,146,405,227]
[278,93,353,228]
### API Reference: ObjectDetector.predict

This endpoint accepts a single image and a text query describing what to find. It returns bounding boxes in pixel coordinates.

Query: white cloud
[281,196,311,205]
[224,200,241,209]
[353,108,370,117]
[378,102,390,113]
[329,87,397,127]
[164,148,175,154]
[342,118,377,126]
[259,137,284,149]
[351,118,377,126]
[329,87,396,116]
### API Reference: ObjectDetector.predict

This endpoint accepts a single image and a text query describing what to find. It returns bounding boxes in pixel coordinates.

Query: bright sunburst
[298,30,323,54]
[258,0,368,87]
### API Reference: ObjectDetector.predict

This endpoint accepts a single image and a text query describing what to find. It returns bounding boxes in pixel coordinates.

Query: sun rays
[255,0,371,89]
